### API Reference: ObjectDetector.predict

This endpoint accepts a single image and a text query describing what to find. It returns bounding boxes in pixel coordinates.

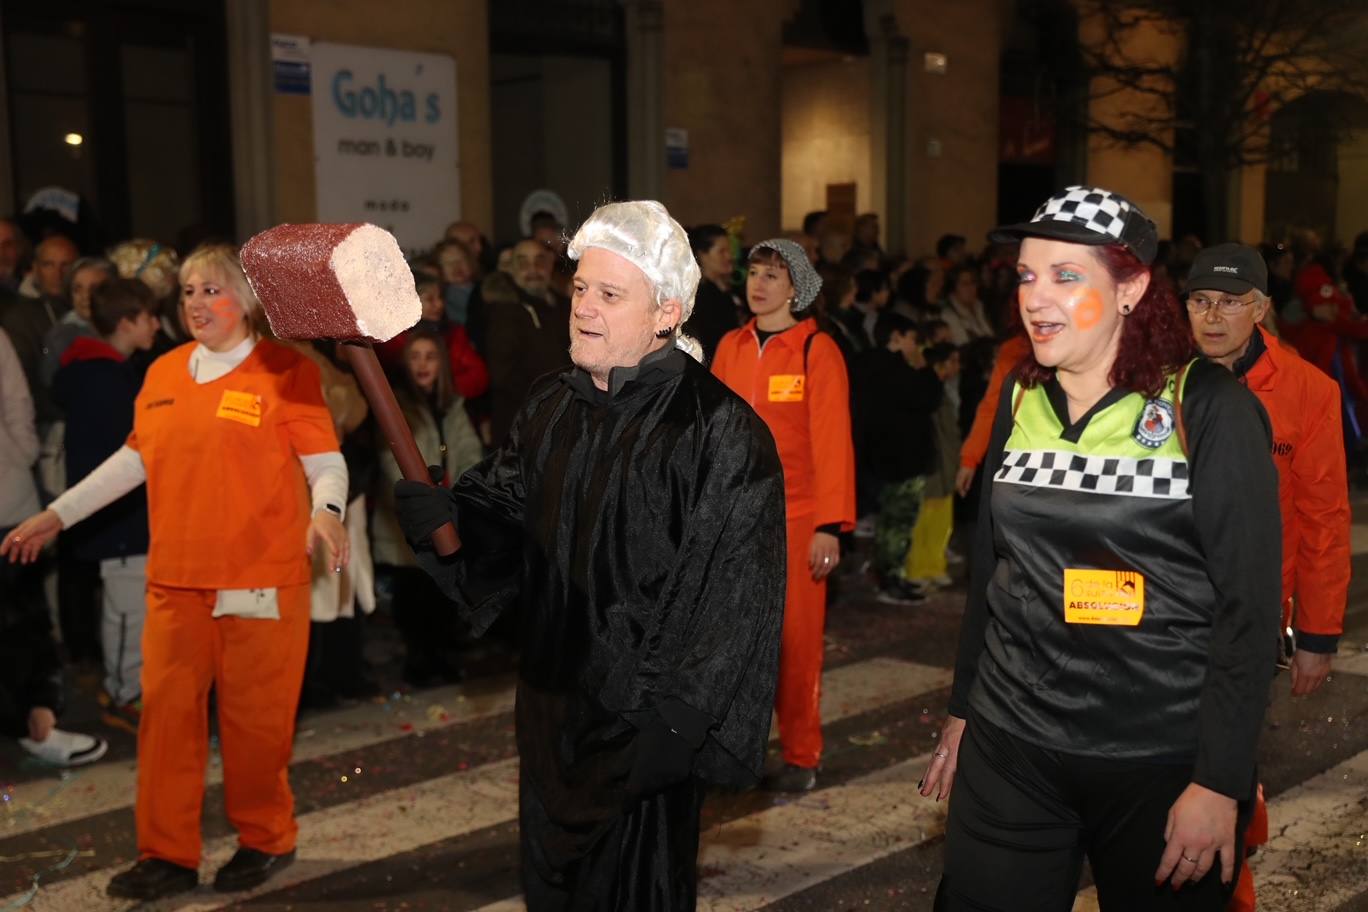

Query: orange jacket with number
[1241,326,1350,645]
[711,318,856,529]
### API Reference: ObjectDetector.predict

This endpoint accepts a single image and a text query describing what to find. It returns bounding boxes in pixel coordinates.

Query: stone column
[864,0,892,239]
[226,0,277,240]
[890,0,1003,257]
[661,0,784,239]
[883,18,910,257]
[625,0,664,201]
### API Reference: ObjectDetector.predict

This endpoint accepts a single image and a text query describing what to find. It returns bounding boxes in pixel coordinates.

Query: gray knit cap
[750,238,822,311]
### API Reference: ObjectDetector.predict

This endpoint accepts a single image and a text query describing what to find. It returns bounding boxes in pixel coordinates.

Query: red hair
[1018,244,1193,398]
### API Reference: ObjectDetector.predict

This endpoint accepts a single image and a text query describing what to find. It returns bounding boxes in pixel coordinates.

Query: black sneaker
[106,858,198,900]
[761,763,818,792]
[213,847,296,892]
[875,579,928,605]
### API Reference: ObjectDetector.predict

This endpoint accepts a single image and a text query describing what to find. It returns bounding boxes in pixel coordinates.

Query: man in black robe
[395,200,786,910]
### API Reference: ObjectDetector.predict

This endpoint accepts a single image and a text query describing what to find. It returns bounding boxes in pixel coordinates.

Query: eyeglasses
[1185,293,1255,315]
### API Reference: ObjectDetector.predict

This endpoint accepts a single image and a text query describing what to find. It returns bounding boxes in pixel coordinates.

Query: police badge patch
[1133,399,1176,449]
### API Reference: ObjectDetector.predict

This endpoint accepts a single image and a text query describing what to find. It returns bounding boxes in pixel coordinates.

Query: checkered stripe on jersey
[995,449,1190,500]
[1032,187,1129,242]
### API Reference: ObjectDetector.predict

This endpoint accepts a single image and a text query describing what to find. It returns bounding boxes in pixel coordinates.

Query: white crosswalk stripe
[468,757,946,912]
[1,657,950,910]
[8,656,1366,911]
[1,675,518,839]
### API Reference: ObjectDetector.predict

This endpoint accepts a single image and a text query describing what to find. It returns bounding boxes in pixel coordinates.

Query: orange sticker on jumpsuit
[1073,288,1105,330]
[216,390,262,427]
[769,374,805,402]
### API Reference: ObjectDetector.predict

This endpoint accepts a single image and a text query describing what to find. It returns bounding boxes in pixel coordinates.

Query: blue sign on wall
[272,34,312,95]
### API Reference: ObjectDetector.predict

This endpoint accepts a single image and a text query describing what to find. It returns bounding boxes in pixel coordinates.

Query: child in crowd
[852,312,944,604]
[433,238,478,325]
[906,342,962,589]
[370,328,484,686]
[850,269,891,349]
[377,272,488,401]
[919,319,953,346]
[51,278,161,730]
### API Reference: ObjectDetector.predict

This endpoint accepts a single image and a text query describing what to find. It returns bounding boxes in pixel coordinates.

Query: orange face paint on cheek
[1072,288,1105,331]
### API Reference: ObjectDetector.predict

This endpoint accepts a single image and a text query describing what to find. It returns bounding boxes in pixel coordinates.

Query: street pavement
[3,517,1367,911]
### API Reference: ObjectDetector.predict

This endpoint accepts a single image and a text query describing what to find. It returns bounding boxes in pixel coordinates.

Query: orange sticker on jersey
[215,389,262,427]
[1063,568,1144,626]
[768,374,805,403]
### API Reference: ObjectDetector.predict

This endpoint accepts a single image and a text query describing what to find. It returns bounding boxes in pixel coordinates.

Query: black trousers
[56,539,101,664]
[936,713,1247,912]
[386,565,463,679]
[0,532,62,737]
[520,776,706,912]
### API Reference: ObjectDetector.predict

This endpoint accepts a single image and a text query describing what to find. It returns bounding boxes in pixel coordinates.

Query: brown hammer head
[240,223,421,343]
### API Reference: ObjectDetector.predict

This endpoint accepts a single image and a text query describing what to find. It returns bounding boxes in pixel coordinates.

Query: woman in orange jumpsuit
[712,238,856,791]
[2,244,348,901]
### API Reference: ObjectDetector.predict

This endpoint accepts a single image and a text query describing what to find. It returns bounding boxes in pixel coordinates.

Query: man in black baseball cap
[1184,240,1350,912]
[1183,243,1271,370]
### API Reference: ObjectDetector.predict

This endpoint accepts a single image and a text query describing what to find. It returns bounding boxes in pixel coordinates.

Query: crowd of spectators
[3,201,1366,770]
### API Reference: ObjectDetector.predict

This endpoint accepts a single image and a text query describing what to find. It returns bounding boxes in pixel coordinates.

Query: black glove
[394,465,457,546]
[626,713,695,802]
[625,698,712,802]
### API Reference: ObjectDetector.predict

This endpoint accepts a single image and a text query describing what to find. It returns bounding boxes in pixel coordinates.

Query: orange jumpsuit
[712,319,855,768]
[128,340,338,868]
[1229,328,1350,912]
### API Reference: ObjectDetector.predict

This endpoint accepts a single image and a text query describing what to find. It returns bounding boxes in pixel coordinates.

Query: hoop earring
[1121,305,1133,315]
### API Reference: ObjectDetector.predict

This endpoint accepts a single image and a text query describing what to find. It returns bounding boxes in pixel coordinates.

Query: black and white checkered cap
[990,186,1159,265]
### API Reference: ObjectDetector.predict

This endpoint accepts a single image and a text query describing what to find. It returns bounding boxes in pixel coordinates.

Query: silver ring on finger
[934,750,949,759]
[1181,855,1198,864]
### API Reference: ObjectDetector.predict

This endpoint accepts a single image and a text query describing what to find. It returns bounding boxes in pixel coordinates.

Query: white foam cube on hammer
[241,223,421,343]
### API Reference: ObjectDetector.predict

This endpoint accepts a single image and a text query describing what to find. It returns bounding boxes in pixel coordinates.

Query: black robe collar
[562,344,687,404]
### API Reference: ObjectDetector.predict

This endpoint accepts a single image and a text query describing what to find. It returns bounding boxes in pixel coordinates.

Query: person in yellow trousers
[906,343,962,588]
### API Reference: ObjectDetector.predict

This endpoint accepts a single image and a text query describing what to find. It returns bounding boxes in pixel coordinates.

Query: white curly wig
[567,200,704,361]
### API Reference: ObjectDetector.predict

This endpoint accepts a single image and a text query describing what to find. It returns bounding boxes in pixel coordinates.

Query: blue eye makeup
[1057,269,1084,282]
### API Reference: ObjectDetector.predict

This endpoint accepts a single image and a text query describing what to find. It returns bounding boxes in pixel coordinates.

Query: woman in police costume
[921,186,1281,911]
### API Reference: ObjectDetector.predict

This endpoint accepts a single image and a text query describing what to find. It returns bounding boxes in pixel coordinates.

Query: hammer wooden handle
[341,341,460,556]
